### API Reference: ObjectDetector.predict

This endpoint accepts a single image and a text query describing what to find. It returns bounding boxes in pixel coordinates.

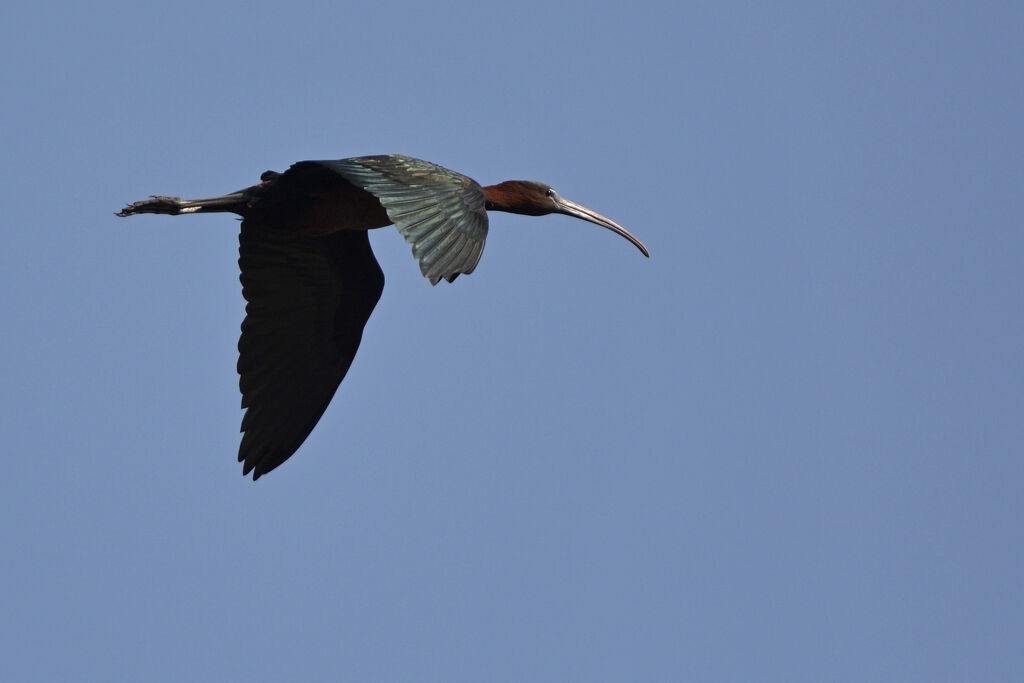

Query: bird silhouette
[118,155,648,479]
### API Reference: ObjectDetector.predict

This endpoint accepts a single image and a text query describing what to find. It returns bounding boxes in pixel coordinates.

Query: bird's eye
[546,188,556,198]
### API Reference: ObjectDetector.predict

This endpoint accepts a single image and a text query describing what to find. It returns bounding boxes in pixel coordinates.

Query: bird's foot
[116,196,186,217]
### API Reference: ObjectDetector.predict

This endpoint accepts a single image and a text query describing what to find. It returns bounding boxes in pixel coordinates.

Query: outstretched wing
[305,155,488,285]
[237,222,384,480]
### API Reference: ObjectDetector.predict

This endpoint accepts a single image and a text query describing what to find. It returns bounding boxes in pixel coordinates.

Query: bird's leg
[116,191,251,218]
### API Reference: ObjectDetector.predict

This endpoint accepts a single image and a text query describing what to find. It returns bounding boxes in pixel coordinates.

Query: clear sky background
[2,2,1021,681]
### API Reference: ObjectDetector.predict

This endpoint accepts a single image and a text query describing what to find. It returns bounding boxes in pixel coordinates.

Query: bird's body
[119,155,648,479]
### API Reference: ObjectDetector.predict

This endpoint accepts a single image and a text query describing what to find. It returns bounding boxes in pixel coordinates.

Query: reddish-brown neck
[483,181,548,215]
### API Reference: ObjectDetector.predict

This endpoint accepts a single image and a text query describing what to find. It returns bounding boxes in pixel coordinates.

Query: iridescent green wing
[311,155,488,285]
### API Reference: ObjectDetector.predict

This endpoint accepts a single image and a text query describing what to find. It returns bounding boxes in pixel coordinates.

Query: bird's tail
[116,191,250,218]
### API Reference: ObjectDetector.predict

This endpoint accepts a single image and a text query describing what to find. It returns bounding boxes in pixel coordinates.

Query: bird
[118,154,649,480]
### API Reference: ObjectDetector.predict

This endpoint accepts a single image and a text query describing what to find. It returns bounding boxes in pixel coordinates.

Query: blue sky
[2,1,1021,680]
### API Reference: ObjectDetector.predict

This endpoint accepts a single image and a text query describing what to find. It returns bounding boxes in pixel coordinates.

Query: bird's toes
[116,196,183,217]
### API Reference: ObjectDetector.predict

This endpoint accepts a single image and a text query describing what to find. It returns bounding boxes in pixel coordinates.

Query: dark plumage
[118,155,648,479]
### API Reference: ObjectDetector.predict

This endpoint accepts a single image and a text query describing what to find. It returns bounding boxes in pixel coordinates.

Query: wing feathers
[236,223,384,479]
[307,155,489,285]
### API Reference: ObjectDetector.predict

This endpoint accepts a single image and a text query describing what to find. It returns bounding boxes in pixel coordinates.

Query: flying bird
[118,155,649,479]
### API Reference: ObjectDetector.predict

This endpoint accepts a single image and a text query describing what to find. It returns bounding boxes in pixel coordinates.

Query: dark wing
[308,155,488,285]
[237,222,384,480]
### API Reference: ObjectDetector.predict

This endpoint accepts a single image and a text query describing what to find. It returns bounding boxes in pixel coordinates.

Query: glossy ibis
[118,155,649,479]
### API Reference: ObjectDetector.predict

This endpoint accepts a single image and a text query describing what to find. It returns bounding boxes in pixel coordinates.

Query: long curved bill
[552,193,650,257]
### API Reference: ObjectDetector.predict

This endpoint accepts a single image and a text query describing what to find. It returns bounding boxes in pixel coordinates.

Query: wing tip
[238,451,271,481]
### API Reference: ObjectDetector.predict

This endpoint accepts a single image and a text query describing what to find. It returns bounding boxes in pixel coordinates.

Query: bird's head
[483,180,649,257]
